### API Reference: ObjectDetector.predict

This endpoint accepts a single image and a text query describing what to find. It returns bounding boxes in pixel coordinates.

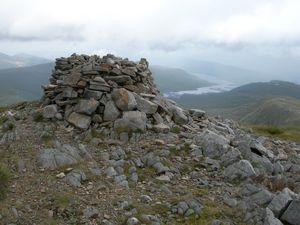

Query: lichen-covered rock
[43,104,58,119]
[111,88,137,111]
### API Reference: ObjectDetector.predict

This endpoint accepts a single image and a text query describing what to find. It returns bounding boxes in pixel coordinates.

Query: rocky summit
[40,54,189,132]
[0,54,300,225]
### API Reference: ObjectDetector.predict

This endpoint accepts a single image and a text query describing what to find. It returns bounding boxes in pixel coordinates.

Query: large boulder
[171,106,188,125]
[103,101,121,121]
[67,112,91,129]
[194,130,230,158]
[133,93,158,114]
[37,144,81,170]
[111,88,137,111]
[280,199,300,225]
[114,111,147,132]
[224,160,256,180]
[268,189,293,217]
[264,208,283,225]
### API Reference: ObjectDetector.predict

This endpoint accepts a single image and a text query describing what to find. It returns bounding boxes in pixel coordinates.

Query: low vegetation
[250,125,300,143]
[0,163,10,200]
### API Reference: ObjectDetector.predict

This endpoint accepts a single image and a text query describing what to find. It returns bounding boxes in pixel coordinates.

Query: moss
[33,111,44,122]
[169,143,191,156]
[0,116,8,125]
[53,191,75,211]
[136,167,156,181]
[0,163,10,200]
[170,126,181,134]
[245,124,300,143]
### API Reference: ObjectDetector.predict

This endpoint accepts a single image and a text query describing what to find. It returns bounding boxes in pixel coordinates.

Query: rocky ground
[0,101,300,225]
[1,53,300,225]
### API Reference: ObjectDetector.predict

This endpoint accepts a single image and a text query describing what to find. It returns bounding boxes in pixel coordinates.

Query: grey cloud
[0,24,85,42]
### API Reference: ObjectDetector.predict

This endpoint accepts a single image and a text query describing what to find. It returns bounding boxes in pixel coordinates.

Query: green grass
[250,125,300,143]
[0,116,8,125]
[0,163,10,200]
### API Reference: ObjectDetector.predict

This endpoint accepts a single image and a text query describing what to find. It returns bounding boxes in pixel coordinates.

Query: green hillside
[174,81,300,125]
[241,97,300,126]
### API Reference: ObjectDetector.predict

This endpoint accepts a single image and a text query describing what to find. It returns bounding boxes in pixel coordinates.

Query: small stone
[127,217,139,225]
[56,172,65,178]
[83,206,99,219]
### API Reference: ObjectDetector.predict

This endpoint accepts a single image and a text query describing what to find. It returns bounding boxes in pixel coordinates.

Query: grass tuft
[0,163,10,200]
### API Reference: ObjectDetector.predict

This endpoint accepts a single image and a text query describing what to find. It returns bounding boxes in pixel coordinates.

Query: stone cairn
[41,54,195,132]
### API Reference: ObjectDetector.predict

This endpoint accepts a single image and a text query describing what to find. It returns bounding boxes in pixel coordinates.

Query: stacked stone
[41,54,189,130]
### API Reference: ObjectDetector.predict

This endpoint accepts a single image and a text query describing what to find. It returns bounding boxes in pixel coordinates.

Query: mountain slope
[0,63,54,106]
[241,97,300,126]
[174,80,300,125]
[150,65,213,93]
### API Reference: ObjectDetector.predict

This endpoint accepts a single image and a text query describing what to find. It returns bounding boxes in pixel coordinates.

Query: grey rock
[140,195,152,203]
[251,189,274,205]
[64,169,86,187]
[224,196,238,207]
[114,111,147,132]
[194,130,229,159]
[112,88,137,111]
[171,106,188,125]
[84,89,103,100]
[280,199,300,225]
[153,162,169,174]
[189,109,206,118]
[67,112,91,129]
[105,75,132,84]
[264,208,283,225]
[103,101,121,121]
[221,148,242,167]
[43,105,58,119]
[63,72,81,85]
[37,144,81,170]
[133,93,158,114]
[224,160,256,180]
[268,189,292,217]
[127,217,139,225]
[83,206,99,219]
[152,124,170,133]
[74,99,99,115]
[106,167,117,177]
[210,220,222,225]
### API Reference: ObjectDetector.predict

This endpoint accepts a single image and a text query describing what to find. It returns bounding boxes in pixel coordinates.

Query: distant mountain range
[174,80,300,126]
[0,63,212,106]
[0,52,52,69]
[183,60,271,85]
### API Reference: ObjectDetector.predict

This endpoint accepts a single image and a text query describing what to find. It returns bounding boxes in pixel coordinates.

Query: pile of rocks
[41,54,189,131]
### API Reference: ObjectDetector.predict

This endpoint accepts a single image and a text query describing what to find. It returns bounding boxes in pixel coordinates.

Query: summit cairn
[41,54,191,131]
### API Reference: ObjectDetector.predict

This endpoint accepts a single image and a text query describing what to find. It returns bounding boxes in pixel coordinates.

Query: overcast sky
[1,0,300,79]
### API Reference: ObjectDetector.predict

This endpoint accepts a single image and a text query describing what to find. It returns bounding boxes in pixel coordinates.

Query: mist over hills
[0,52,52,69]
